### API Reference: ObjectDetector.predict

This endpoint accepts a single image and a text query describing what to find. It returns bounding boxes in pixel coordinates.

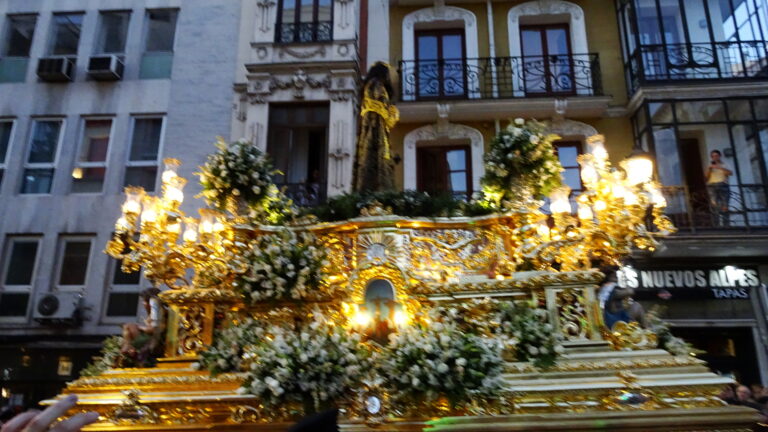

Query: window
[0,237,40,318]
[72,119,112,193]
[415,29,466,98]
[104,258,142,318]
[49,13,84,56]
[267,104,328,206]
[416,144,472,199]
[0,120,14,186]
[0,14,37,82]
[140,9,178,79]
[633,97,768,230]
[124,117,164,192]
[555,141,582,194]
[520,24,574,95]
[21,119,63,194]
[276,0,333,43]
[97,11,131,54]
[55,237,92,289]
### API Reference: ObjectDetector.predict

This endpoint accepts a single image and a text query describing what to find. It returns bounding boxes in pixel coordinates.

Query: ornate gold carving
[605,321,659,351]
[107,390,159,424]
[556,288,589,340]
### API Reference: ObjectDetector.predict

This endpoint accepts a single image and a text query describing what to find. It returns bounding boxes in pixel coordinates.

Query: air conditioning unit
[37,57,75,82]
[87,55,124,81]
[33,291,83,326]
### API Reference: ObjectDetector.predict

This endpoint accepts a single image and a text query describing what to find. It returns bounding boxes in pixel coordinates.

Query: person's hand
[0,395,99,432]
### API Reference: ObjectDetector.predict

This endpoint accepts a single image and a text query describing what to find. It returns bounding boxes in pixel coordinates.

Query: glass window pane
[129,118,162,161]
[71,167,106,193]
[281,0,296,23]
[99,11,131,54]
[5,15,36,57]
[106,292,139,316]
[546,28,570,55]
[727,99,753,121]
[113,260,141,285]
[449,171,467,192]
[675,100,726,122]
[648,102,674,124]
[28,121,61,163]
[318,0,332,21]
[635,0,662,45]
[124,166,158,191]
[731,123,765,184]
[59,241,91,285]
[50,14,83,56]
[4,241,38,285]
[0,121,12,162]
[556,145,578,166]
[563,168,581,191]
[20,168,54,194]
[0,293,29,317]
[417,35,438,60]
[446,149,467,171]
[79,120,111,162]
[145,10,178,52]
[753,99,768,120]
[653,126,683,185]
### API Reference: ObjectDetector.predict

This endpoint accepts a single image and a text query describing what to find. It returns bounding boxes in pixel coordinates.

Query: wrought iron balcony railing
[626,40,768,92]
[276,21,333,44]
[660,184,768,232]
[277,182,326,207]
[399,54,602,102]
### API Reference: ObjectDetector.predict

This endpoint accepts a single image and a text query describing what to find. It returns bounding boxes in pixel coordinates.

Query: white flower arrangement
[481,119,563,204]
[497,301,563,369]
[239,314,374,414]
[234,229,331,303]
[198,318,267,375]
[378,321,504,410]
[198,138,280,219]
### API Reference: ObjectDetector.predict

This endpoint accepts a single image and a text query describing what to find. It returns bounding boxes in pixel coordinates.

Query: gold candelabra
[525,135,675,270]
[106,158,245,290]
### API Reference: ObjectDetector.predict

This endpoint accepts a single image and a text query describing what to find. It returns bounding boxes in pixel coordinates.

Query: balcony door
[520,24,574,95]
[416,144,471,199]
[415,29,466,99]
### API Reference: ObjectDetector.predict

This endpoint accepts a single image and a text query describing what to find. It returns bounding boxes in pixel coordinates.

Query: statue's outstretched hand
[1,395,99,432]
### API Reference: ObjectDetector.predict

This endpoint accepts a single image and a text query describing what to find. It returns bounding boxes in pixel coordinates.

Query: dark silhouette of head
[364,62,394,98]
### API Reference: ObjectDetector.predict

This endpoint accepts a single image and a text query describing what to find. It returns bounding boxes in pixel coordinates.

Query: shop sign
[618,266,760,300]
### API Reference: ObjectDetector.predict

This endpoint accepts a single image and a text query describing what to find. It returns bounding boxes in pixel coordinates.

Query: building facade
[0,0,242,405]
[0,0,767,408]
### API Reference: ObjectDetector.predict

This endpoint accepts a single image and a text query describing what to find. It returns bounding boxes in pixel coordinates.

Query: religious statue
[120,287,166,367]
[598,266,648,330]
[353,62,400,192]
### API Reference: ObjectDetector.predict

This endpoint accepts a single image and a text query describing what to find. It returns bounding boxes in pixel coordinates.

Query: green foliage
[80,335,123,377]
[481,119,563,203]
[304,190,495,222]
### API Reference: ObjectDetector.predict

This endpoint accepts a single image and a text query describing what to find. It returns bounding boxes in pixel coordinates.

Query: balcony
[399,54,602,102]
[661,184,768,233]
[275,21,333,44]
[626,40,768,93]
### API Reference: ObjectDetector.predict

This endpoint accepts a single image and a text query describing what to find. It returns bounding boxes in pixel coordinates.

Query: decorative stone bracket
[242,69,356,104]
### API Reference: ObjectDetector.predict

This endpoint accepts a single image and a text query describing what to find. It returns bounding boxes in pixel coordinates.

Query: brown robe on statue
[353,78,399,192]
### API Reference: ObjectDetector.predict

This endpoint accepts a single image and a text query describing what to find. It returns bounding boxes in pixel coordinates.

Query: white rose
[528,346,539,355]
[437,363,449,373]
[514,118,525,126]
[456,358,467,366]
[530,135,540,144]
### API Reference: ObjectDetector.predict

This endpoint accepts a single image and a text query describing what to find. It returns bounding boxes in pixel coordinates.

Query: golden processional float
[54,112,758,431]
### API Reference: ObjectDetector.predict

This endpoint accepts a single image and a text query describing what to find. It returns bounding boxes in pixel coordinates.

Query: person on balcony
[706,149,733,227]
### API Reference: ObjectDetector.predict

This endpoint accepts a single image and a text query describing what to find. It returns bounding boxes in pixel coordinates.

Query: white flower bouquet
[197,138,277,217]
[378,321,504,411]
[239,315,374,415]
[481,118,563,203]
[234,229,331,303]
[197,318,267,375]
[497,301,564,369]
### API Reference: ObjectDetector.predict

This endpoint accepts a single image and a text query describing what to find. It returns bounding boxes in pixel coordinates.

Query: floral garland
[196,319,267,375]
[234,229,330,303]
[482,118,563,203]
[238,315,374,414]
[198,138,282,219]
[497,301,564,369]
[378,321,504,410]
[80,336,124,377]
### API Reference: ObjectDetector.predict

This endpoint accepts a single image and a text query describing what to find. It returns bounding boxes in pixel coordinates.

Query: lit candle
[621,150,654,185]
[122,186,144,215]
[161,158,181,184]
[536,222,551,240]
[586,134,608,161]
[164,177,186,205]
[140,197,158,225]
[593,200,607,212]
[549,186,572,214]
[199,209,216,235]
[115,216,130,231]
[183,219,198,243]
[577,203,593,220]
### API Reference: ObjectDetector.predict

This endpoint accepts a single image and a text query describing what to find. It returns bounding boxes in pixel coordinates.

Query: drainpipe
[486,0,498,99]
